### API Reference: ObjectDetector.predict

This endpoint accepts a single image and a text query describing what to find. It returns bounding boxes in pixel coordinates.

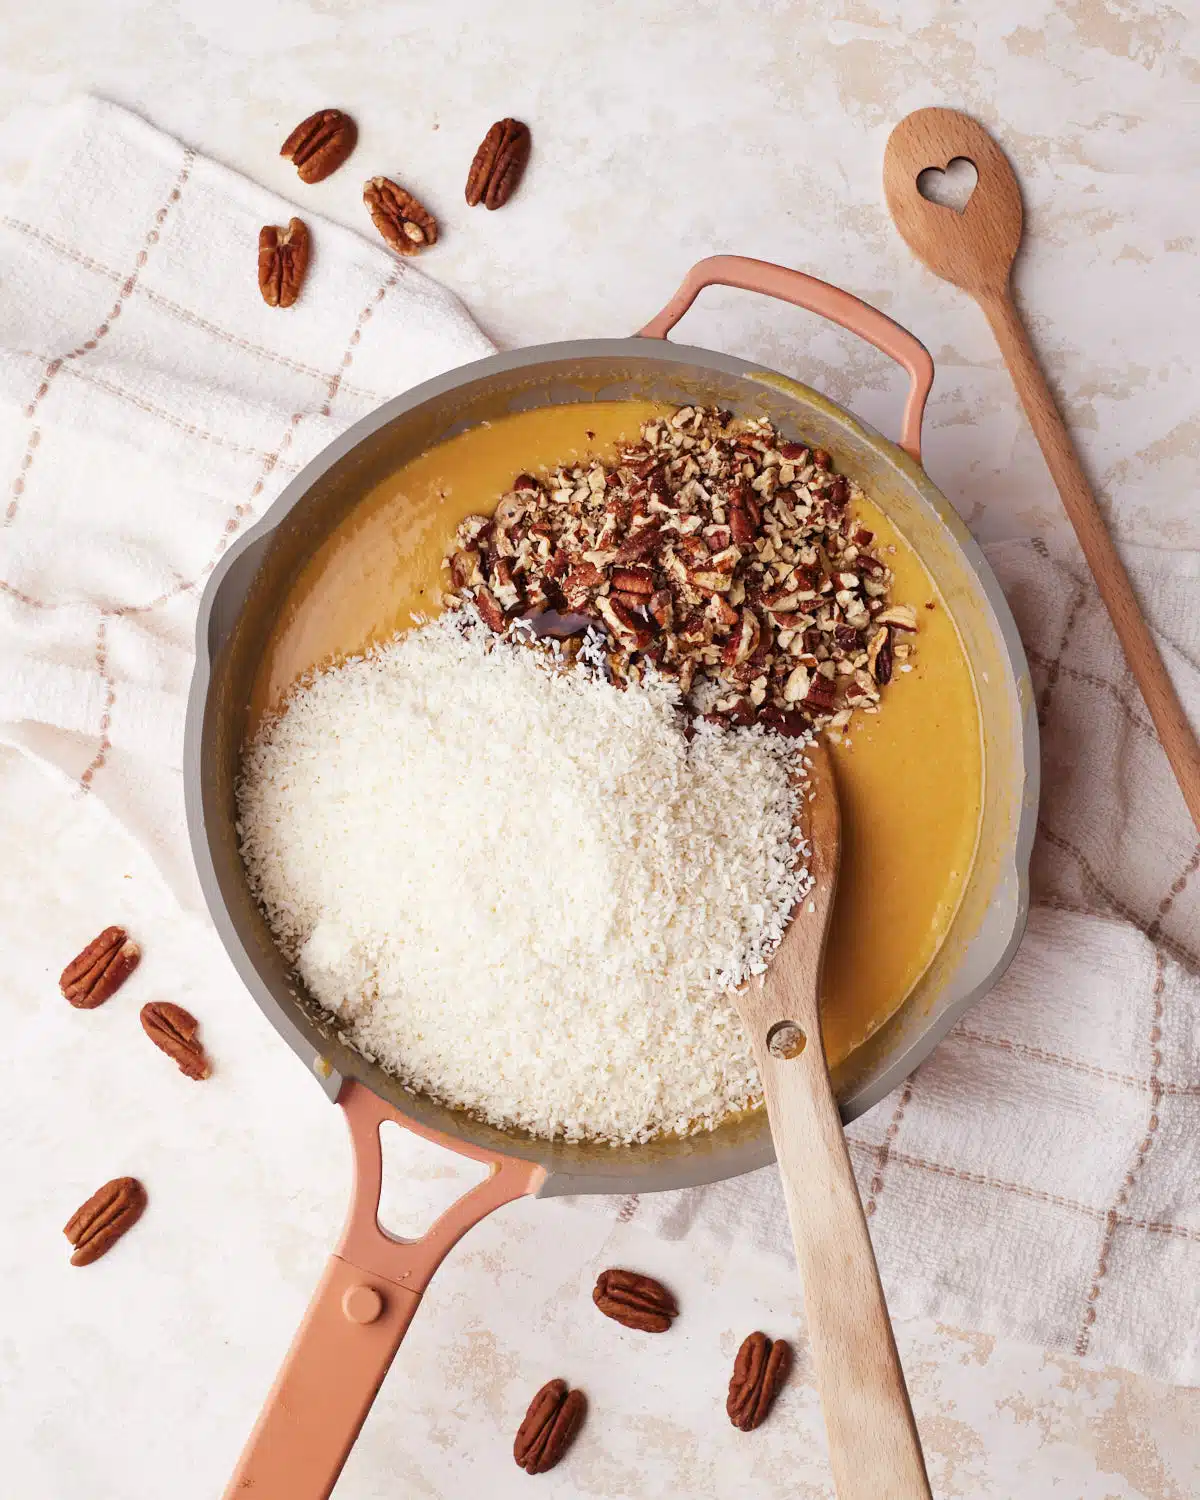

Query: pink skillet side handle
[636,254,934,465]
[222,1080,545,1500]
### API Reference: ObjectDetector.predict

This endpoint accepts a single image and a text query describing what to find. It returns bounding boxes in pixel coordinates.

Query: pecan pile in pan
[443,405,919,735]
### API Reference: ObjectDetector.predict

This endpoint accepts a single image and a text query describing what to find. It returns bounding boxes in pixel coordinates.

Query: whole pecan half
[593,1268,677,1332]
[60,926,140,1009]
[258,218,310,308]
[726,1331,792,1430]
[465,118,531,210]
[363,177,438,255]
[280,108,357,184]
[141,1002,211,1081]
[64,1177,147,1266]
[513,1378,586,1474]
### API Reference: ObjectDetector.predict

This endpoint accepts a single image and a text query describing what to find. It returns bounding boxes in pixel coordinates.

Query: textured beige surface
[0,2,1197,1496]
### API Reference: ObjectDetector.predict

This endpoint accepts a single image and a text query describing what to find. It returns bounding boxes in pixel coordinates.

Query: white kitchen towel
[1,99,1196,1384]
[0,96,494,894]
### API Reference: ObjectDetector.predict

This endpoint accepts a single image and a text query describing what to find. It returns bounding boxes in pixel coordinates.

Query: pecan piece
[472,585,507,633]
[866,626,893,685]
[363,177,438,255]
[613,524,662,565]
[647,588,674,632]
[141,1002,211,1081]
[729,499,757,546]
[593,1268,677,1332]
[610,566,655,597]
[875,603,919,632]
[448,548,484,591]
[727,1332,792,1431]
[597,596,654,652]
[280,108,357,183]
[513,1378,586,1474]
[466,118,532,210]
[803,673,838,715]
[258,218,310,308]
[60,926,141,1009]
[64,1177,147,1267]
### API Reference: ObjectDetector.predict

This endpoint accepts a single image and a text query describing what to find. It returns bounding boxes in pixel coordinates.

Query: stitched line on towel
[845,1136,1200,1242]
[861,1075,916,1218]
[1147,841,1200,943]
[952,1026,1200,1097]
[1,215,387,403]
[3,268,401,629]
[615,1195,640,1224]
[1034,557,1089,729]
[78,619,115,791]
[1038,895,1200,977]
[1024,646,1157,742]
[1074,952,1166,1357]
[176,266,405,586]
[7,353,305,468]
[4,152,195,526]
[67,266,400,790]
[1038,822,1159,932]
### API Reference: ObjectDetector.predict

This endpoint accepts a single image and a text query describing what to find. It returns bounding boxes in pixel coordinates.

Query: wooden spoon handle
[752,1032,931,1499]
[980,287,1200,831]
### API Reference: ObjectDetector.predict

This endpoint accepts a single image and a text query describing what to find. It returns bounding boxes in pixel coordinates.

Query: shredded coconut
[237,611,811,1144]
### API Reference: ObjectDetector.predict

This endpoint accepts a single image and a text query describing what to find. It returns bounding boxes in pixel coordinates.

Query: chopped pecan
[722,610,760,667]
[363,177,438,255]
[647,588,674,632]
[867,626,893,685]
[140,1002,211,1081]
[729,500,757,546]
[562,561,605,609]
[466,118,532,210]
[803,673,838,715]
[727,1332,792,1431]
[490,556,524,611]
[60,926,141,1009]
[64,1177,147,1267]
[513,1378,586,1474]
[613,525,662,565]
[875,603,919,632]
[258,218,310,308]
[448,548,484,591]
[472,585,507,633]
[610,566,655,597]
[593,1268,677,1332]
[280,108,357,183]
[783,664,811,703]
[597,596,654,652]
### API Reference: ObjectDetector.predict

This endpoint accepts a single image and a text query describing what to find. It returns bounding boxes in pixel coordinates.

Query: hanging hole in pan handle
[635,254,934,466]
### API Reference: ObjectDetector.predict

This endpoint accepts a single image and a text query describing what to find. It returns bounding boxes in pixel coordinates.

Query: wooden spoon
[884,107,1200,834]
[734,738,932,1499]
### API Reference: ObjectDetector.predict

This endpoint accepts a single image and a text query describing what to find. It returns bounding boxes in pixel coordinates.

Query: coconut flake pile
[237,612,811,1145]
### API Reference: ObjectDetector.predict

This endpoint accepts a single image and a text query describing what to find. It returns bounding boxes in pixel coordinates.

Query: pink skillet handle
[222,1080,545,1500]
[637,254,934,464]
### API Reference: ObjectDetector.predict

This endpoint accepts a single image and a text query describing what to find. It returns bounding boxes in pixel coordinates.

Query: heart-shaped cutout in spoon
[916,155,978,214]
